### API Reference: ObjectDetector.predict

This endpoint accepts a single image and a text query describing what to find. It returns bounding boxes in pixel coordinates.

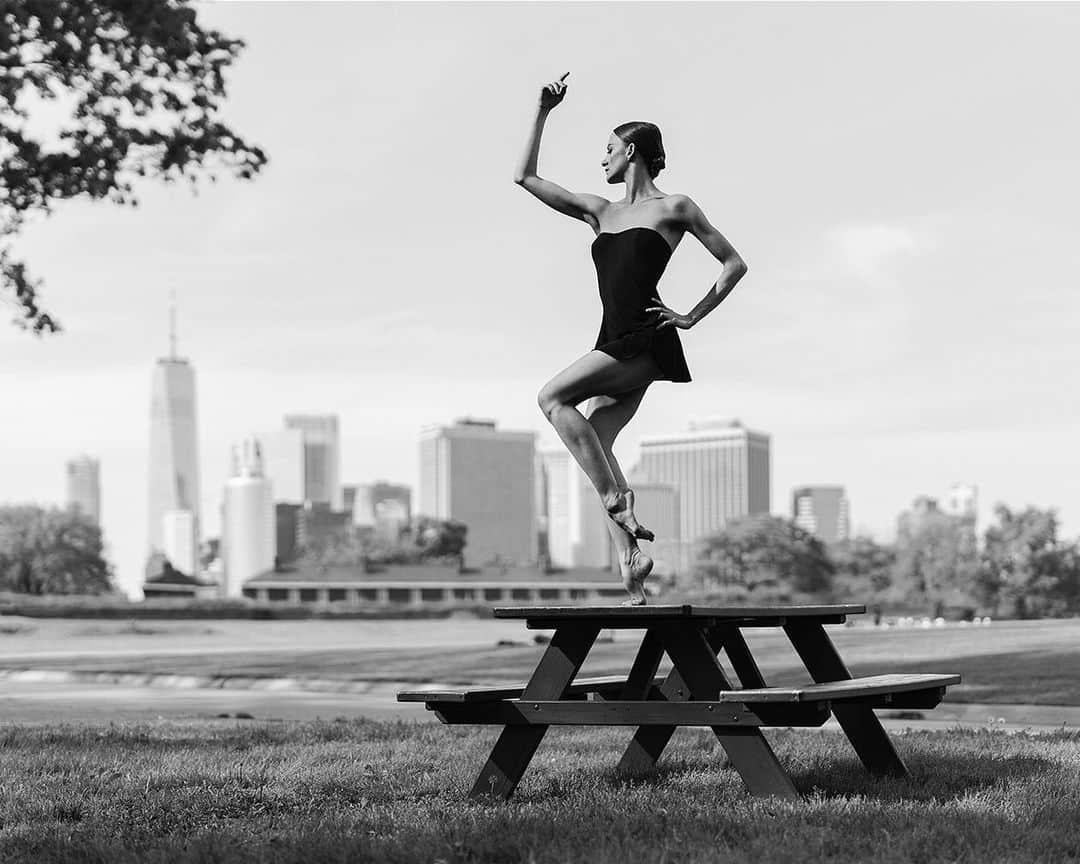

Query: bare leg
[585,389,654,604]
[538,351,660,541]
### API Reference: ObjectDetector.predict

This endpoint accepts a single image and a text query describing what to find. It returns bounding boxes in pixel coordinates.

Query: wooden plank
[616,665,688,774]
[714,674,962,704]
[522,614,850,630]
[661,625,800,798]
[493,604,865,621]
[467,624,599,800]
[784,622,911,778]
[431,700,831,727]
[398,674,665,703]
[713,626,768,689]
[620,630,665,700]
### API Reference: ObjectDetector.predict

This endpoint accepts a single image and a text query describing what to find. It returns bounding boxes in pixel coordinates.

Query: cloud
[826,223,922,280]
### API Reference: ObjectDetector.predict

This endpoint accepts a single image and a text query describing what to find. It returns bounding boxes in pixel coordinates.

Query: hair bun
[649,154,665,175]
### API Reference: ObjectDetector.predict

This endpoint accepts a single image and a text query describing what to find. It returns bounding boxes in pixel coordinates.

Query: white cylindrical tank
[222,438,275,598]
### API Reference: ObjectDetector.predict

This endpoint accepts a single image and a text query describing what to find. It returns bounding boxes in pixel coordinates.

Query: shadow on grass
[584,733,1056,806]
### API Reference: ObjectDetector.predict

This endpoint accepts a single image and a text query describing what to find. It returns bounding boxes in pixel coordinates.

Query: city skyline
[3,3,1077,597]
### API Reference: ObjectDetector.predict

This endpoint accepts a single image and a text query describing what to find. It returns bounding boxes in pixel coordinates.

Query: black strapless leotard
[590,226,692,383]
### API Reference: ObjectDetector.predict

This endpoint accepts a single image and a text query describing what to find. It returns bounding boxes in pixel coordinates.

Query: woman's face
[601,132,633,184]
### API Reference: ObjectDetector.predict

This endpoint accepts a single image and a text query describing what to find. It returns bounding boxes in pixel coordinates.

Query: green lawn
[5,619,1079,706]
[0,720,1077,863]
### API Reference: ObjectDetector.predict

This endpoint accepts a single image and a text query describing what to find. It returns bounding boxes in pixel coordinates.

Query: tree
[891,507,978,616]
[1,0,267,334]
[830,535,896,602]
[0,503,116,593]
[977,504,1080,618]
[695,515,834,598]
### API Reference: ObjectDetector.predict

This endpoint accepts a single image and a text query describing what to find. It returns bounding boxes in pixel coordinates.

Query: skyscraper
[792,485,850,543]
[66,454,101,525]
[147,291,201,561]
[283,415,342,509]
[540,447,611,570]
[221,437,275,598]
[419,417,537,568]
[632,418,770,572]
[262,426,305,504]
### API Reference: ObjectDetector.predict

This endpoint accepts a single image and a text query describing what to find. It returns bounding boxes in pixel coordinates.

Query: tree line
[695,505,1080,619]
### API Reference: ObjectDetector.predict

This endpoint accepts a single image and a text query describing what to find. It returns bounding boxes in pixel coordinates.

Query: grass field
[0,719,1077,863]
[3,618,1079,706]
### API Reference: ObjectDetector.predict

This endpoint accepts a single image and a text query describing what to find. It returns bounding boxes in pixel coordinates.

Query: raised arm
[513,73,607,230]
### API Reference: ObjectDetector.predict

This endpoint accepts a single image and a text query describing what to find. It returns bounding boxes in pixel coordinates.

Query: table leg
[711,626,767,689]
[619,629,665,699]
[467,624,600,800]
[783,621,908,778]
[616,627,737,775]
[616,665,689,774]
[663,625,799,798]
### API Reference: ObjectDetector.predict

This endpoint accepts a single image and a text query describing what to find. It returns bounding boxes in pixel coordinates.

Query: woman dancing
[515,72,748,605]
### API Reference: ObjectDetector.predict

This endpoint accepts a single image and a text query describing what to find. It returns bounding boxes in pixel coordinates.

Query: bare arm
[513,76,607,229]
[676,194,748,327]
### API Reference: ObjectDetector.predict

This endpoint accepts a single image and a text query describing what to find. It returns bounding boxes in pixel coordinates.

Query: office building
[627,482,681,574]
[65,454,101,525]
[631,418,770,572]
[792,485,850,543]
[283,414,342,509]
[147,292,201,559]
[540,448,611,570]
[161,508,197,576]
[262,426,305,504]
[419,417,537,568]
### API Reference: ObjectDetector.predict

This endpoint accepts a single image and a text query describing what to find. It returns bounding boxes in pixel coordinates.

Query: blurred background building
[419,417,537,568]
[65,454,100,525]
[631,418,770,574]
[146,292,201,566]
[282,414,342,510]
[792,485,851,544]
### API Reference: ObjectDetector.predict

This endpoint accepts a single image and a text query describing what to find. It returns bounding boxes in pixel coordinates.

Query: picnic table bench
[398,604,960,800]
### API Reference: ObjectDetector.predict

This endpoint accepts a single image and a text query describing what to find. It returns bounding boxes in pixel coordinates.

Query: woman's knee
[537,384,560,421]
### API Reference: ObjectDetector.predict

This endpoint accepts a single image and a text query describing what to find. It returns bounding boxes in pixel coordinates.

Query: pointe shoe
[605,489,655,542]
[620,546,653,606]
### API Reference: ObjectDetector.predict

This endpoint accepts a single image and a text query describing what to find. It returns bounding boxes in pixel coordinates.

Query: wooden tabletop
[493,604,865,624]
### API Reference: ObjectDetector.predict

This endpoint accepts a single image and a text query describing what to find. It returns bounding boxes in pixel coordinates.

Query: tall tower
[283,415,342,510]
[792,485,850,544]
[632,418,770,573]
[419,417,537,568]
[147,290,201,561]
[66,454,101,525]
[222,437,275,598]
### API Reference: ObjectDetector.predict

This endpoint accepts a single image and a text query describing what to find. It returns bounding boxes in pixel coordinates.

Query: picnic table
[398,604,960,800]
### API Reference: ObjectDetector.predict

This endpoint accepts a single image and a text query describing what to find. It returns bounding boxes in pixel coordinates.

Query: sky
[3,2,1078,599]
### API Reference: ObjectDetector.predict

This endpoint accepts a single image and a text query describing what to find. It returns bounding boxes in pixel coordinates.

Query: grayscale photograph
[1,1,1078,861]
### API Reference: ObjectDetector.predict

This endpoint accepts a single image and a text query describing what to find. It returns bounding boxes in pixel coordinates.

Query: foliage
[0,503,116,593]
[977,504,1080,618]
[694,515,834,597]
[891,507,978,617]
[829,534,896,602]
[300,517,468,569]
[1,0,266,333]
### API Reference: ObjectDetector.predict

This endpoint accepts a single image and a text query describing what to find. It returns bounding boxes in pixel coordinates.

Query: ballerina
[515,72,748,604]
